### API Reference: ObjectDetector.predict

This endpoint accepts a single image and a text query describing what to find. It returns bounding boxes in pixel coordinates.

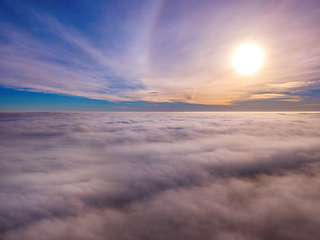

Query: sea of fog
[1,112,320,240]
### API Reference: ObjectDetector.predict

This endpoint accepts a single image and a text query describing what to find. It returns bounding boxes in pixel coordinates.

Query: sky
[1,0,320,111]
[1,112,320,239]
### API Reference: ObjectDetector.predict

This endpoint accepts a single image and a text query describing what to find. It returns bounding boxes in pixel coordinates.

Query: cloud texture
[1,112,320,240]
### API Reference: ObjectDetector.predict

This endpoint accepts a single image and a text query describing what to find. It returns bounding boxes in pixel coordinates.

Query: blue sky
[1,0,320,111]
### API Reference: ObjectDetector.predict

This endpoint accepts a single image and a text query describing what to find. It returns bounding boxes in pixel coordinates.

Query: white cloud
[1,112,320,239]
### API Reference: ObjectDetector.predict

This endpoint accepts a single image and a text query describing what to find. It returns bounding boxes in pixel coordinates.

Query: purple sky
[1,0,320,111]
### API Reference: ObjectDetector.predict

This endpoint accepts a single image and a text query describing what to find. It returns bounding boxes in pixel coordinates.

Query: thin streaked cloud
[0,0,320,110]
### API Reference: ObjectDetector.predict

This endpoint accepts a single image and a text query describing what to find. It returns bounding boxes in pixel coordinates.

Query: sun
[232,44,264,75]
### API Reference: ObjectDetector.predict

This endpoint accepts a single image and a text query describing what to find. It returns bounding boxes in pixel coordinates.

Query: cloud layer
[1,112,320,239]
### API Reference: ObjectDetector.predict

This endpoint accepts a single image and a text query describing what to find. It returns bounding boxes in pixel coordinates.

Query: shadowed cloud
[1,112,320,239]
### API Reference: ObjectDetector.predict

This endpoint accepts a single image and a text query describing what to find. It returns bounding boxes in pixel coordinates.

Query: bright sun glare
[232,44,264,75]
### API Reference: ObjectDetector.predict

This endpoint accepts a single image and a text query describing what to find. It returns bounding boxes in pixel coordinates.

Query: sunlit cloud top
[1,0,320,110]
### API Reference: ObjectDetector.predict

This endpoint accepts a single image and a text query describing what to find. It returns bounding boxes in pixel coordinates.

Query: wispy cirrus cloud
[0,1,160,101]
[1,0,320,107]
